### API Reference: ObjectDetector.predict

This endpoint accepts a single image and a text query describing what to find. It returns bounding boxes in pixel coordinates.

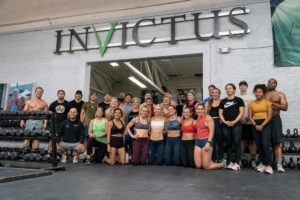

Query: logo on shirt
[224,102,237,108]
[55,105,66,113]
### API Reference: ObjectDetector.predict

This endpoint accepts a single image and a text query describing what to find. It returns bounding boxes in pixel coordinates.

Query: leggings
[181,140,195,167]
[131,138,149,165]
[252,119,272,166]
[87,138,107,162]
[222,124,242,163]
[212,118,223,161]
[148,140,164,165]
[165,137,181,166]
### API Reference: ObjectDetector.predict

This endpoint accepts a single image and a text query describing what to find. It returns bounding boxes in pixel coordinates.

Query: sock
[251,154,256,160]
[276,158,282,164]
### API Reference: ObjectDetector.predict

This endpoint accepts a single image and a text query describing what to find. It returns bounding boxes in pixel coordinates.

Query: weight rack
[0,111,65,171]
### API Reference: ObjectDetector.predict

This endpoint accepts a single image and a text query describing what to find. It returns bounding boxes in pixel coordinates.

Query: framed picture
[0,83,9,110]
[6,83,35,111]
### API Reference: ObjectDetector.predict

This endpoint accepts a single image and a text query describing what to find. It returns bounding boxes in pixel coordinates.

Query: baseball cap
[239,81,248,86]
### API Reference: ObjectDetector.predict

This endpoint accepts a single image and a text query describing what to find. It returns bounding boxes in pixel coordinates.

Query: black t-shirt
[176,104,184,117]
[58,119,85,144]
[220,97,245,121]
[98,102,110,115]
[128,111,139,123]
[49,100,71,125]
[70,100,84,120]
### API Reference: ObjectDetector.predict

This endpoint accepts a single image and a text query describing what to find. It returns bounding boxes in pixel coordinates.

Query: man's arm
[272,92,288,111]
[20,101,30,127]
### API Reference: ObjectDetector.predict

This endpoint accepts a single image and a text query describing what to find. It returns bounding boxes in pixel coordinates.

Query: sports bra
[181,120,196,134]
[167,118,181,131]
[111,120,125,135]
[209,106,220,118]
[196,114,209,139]
[151,120,164,129]
[135,118,149,130]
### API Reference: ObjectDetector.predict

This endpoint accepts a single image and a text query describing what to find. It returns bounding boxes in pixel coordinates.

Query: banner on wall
[272,0,300,66]
[6,83,34,111]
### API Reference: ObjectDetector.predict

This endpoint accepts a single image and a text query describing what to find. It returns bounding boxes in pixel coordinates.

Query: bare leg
[202,147,224,170]
[274,143,282,158]
[105,148,117,165]
[84,137,88,149]
[24,139,30,147]
[32,140,40,149]
[194,146,202,169]
[241,140,245,153]
[249,140,256,155]
[117,147,126,165]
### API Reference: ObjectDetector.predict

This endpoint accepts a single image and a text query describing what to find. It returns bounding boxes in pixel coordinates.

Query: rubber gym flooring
[0,163,299,200]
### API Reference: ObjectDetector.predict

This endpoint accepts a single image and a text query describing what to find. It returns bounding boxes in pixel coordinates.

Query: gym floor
[0,163,299,200]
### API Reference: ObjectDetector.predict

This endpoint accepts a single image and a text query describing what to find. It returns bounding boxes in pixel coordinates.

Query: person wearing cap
[81,92,98,148]
[203,85,216,104]
[70,90,84,121]
[98,92,111,116]
[239,81,256,168]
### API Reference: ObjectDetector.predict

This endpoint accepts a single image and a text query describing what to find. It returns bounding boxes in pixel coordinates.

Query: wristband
[207,140,211,143]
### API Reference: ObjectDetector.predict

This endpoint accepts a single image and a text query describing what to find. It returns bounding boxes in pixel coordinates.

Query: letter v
[92,22,118,57]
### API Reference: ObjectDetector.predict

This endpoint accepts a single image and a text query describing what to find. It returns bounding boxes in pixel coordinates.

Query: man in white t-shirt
[239,81,256,168]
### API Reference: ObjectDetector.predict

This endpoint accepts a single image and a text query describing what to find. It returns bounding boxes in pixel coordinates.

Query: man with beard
[98,92,111,116]
[70,90,84,121]
[176,93,187,117]
[266,78,288,173]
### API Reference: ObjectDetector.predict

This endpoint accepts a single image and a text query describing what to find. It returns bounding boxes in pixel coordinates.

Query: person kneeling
[58,108,85,163]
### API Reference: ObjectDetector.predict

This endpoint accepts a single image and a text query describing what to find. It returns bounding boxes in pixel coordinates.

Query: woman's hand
[204,142,210,152]
[107,144,111,152]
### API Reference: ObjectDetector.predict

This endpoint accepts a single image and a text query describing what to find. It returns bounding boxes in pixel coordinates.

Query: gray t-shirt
[121,103,133,124]
[240,93,255,124]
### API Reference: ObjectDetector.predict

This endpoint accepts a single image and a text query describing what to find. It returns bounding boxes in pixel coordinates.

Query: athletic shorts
[25,120,43,132]
[110,136,124,149]
[84,126,89,137]
[59,142,79,152]
[195,138,214,148]
[241,124,254,140]
[270,115,283,144]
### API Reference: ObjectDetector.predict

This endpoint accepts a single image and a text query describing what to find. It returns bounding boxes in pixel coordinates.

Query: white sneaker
[61,155,67,163]
[277,164,285,173]
[125,153,129,164]
[226,162,235,170]
[256,163,266,173]
[73,155,79,163]
[265,165,274,174]
[231,163,241,171]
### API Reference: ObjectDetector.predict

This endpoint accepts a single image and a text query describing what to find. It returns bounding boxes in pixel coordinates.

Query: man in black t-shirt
[219,83,245,171]
[98,92,111,115]
[49,90,71,131]
[70,90,84,120]
[176,93,187,117]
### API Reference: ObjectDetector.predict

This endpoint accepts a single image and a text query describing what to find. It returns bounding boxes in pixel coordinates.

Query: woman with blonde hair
[161,96,171,119]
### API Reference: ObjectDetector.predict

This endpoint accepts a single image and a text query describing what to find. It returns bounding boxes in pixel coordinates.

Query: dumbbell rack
[0,111,65,171]
[281,131,300,170]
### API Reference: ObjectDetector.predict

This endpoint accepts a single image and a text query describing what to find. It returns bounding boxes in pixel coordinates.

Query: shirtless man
[266,78,288,173]
[20,87,48,149]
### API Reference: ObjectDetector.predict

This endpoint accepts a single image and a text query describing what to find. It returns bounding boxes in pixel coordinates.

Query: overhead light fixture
[128,76,147,88]
[109,62,119,67]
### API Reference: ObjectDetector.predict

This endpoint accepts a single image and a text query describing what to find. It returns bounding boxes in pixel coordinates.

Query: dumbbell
[0,127,3,136]
[24,129,31,137]
[31,129,42,137]
[22,146,31,154]
[10,110,18,116]
[42,154,51,162]
[0,151,4,159]
[16,128,24,137]
[34,153,42,161]
[23,153,30,161]
[10,151,20,160]
[42,129,50,137]
[39,148,48,155]
[4,128,11,136]
[289,141,297,153]
[4,151,11,160]
[18,110,26,116]
[288,157,296,169]
[8,128,17,136]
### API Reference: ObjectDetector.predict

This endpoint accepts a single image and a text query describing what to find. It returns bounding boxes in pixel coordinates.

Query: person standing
[239,81,256,168]
[248,84,273,174]
[120,94,133,124]
[98,92,111,115]
[203,85,216,104]
[80,92,98,148]
[165,91,178,107]
[176,93,187,117]
[161,96,171,119]
[70,90,84,121]
[20,87,48,150]
[184,91,198,119]
[266,78,288,173]
[219,83,245,171]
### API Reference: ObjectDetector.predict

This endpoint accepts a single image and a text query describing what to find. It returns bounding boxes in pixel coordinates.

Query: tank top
[151,120,164,129]
[167,118,181,131]
[111,120,125,136]
[135,118,149,130]
[196,114,209,139]
[181,120,196,134]
[209,105,220,118]
[92,118,107,144]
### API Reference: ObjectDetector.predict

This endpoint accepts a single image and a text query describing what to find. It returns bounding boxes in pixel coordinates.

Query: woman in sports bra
[86,107,108,165]
[205,88,223,162]
[165,105,182,166]
[194,103,224,170]
[181,107,196,167]
[105,108,126,165]
[161,96,171,119]
[148,104,166,165]
[126,105,150,165]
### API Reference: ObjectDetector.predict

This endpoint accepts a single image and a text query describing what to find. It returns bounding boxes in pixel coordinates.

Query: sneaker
[231,163,241,171]
[277,163,285,173]
[85,158,91,165]
[226,162,235,170]
[265,165,274,174]
[61,155,67,163]
[222,159,227,168]
[73,155,79,163]
[251,160,257,169]
[256,163,266,173]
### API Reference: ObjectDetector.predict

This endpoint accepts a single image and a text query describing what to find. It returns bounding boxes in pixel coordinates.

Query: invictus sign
[54,7,250,57]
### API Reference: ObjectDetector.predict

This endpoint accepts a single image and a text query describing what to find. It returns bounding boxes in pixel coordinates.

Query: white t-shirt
[240,93,255,124]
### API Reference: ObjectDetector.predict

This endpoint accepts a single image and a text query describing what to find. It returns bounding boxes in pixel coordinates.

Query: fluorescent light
[109,62,119,67]
[128,76,147,88]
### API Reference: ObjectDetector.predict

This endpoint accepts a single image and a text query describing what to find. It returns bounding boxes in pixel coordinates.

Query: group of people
[20,78,288,175]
